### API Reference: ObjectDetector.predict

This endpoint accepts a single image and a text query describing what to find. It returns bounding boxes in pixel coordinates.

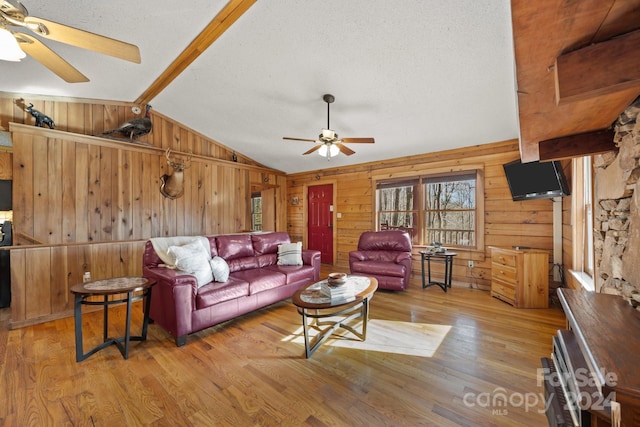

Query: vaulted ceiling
[1,0,638,173]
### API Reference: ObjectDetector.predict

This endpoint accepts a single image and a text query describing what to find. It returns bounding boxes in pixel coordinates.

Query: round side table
[70,276,156,362]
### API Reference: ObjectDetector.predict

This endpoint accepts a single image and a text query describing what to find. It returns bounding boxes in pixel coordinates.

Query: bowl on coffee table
[327,272,348,287]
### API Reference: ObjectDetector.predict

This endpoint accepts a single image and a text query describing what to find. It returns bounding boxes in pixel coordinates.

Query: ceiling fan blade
[283,137,317,142]
[341,137,375,144]
[337,143,356,156]
[24,17,141,63]
[302,145,322,155]
[15,32,89,83]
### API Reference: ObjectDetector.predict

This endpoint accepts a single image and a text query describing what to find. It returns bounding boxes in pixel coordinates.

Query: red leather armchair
[349,230,413,291]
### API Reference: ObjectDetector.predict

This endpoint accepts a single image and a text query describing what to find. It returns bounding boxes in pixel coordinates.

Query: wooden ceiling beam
[538,128,617,161]
[511,0,640,163]
[594,0,640,41]
[555,29,640,105]
[135,0,257,106]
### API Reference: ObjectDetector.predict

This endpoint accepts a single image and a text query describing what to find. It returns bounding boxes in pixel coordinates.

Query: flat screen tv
[503,160,570,201]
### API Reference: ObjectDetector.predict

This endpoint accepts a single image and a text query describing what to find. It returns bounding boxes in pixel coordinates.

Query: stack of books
[320,281,355,301]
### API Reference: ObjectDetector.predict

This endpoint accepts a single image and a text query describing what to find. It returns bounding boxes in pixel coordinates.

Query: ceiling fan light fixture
[283,94,374,157]
[0,28,25,61]
[318,143,339,159]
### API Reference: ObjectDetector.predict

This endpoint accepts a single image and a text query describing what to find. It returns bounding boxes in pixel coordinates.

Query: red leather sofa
[349,230,413,291]
[143,232,321,346]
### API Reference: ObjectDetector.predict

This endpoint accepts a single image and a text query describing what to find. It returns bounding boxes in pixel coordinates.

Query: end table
[419,250,457,292]
[70,276,156,362]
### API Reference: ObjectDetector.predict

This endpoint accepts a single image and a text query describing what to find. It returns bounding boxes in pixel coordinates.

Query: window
[376,170,481,249]
[251,193,262,231]
[571,156,594,290]
[583,157,593,277]
[423,173,476,247]
[377,179,418,238]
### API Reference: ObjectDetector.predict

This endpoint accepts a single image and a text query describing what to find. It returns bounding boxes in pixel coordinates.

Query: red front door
[308,184,333,264]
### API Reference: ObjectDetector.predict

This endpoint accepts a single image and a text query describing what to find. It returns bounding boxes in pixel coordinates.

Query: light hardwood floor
[0,268,565,426]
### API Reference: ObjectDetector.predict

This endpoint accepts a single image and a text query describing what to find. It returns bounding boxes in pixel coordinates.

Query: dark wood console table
[545,288,640,426]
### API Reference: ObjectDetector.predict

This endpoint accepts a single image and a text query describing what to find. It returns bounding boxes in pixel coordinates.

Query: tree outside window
[424,174,476,247]
[377,180,418,239]
[376,171,478,248]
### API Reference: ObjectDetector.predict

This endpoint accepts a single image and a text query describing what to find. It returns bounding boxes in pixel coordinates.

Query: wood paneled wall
[1,95,286,327]
[286,139,560,290]
[0,94,263,168]
[10,124,271,244]
[9,241,143,328]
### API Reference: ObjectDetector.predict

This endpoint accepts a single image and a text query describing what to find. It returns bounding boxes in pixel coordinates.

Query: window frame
[422,171,478,247]
[373,166,484,251]
[376,178,420,240]
[251,192,262,231]
[570,156,595,291]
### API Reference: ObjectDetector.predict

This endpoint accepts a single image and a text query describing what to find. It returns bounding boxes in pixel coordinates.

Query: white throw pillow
[165,240,204,267]
[168,241,213,287]
[209,256,230,282]
[277,242,303,266]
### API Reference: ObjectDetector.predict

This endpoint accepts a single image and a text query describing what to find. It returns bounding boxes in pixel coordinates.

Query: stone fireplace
[594,96,640,302]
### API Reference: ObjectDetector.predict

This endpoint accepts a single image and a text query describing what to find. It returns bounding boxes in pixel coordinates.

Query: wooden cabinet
[489,246,548,308]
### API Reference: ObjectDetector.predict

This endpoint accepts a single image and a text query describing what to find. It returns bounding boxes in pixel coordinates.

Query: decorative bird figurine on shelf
[103,105,153,140]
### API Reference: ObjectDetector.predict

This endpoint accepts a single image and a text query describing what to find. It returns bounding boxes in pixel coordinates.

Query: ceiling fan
[0,0,140,83]
[283,94,375,159]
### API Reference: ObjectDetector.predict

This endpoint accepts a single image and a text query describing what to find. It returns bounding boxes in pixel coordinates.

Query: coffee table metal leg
[441,257,449,293]
[103,295,109,341]
[74,294,84,363]
[123,291,133,359]
[141,287,152,340]
[361,297,369,340]
[301,309,312,358]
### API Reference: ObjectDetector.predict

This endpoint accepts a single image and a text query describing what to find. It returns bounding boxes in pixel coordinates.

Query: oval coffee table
[292,275,378,358]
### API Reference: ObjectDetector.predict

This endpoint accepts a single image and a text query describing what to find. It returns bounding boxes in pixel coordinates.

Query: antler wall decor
[160,148,192,199]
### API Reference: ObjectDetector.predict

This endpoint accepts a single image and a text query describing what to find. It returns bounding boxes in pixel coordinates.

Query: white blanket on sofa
[150,235,211,267]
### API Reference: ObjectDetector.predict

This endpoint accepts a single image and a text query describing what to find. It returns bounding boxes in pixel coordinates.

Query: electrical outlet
[468,260,474,268]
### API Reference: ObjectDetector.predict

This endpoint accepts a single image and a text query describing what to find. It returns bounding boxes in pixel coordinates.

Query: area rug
[288,319,451,357]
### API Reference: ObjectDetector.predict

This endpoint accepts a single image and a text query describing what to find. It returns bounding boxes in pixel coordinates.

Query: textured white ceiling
[0,0,519,174]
